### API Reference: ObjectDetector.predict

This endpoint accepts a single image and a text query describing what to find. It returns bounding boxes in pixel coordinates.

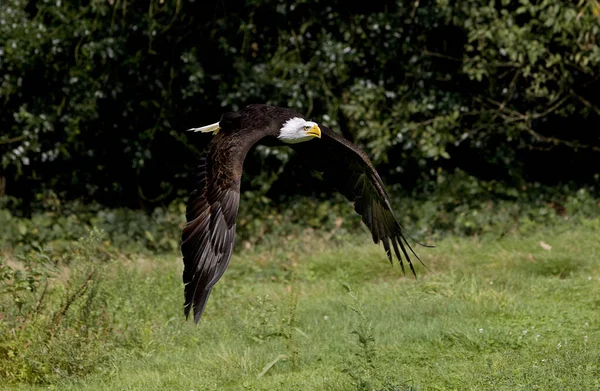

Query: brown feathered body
[182,104,420,323]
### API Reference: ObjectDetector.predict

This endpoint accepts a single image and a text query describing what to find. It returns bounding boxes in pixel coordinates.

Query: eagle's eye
[303,125,311,130]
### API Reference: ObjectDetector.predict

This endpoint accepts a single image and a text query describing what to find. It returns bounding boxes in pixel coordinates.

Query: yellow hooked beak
[305,125,321,138]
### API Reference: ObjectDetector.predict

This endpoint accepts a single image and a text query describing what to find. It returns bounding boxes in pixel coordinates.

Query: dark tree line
[1,0,599,213]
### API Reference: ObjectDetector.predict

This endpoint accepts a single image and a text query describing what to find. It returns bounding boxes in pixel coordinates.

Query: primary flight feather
[182,104,421,323]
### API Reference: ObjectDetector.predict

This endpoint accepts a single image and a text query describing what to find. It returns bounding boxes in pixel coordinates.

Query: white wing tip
[187,122,220,133]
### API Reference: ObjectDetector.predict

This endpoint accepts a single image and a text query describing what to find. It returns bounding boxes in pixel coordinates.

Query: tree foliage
[1,0,599,211]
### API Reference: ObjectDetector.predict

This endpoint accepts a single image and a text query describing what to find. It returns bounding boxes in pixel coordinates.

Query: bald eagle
[182,104,422,323]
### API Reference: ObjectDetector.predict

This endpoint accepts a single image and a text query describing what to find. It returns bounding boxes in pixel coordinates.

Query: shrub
[1,0,599,210]
[1,171,599,257]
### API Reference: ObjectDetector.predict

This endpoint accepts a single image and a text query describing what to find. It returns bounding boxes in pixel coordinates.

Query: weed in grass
[252,269,304,378]
[344,288,377,390]
[343,287,419,391]
[245,294,278,344]
[0,230,113,385]
[281,267,301,372]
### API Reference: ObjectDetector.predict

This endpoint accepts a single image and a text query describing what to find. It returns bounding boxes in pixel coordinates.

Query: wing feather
[181,145,242,323]
[292,125,421,275]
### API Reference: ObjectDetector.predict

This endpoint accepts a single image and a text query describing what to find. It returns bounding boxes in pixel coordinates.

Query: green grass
[4,222,600,390]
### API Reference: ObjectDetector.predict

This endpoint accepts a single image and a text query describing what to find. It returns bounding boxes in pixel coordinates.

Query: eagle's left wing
[291,125,423,275]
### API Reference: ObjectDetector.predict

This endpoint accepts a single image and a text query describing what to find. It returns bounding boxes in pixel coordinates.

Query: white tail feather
[187,121,220,133]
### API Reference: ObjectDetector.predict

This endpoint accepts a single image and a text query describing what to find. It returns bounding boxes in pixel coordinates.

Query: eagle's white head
[278,117,322,144]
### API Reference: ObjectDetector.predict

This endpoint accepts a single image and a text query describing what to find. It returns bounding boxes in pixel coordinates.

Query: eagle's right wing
[181,147,241,323]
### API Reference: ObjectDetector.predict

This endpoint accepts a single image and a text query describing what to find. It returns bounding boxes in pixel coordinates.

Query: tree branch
[0,135,26,145]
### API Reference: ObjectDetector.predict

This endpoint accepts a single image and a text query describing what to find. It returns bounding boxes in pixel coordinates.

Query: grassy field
[3,222,600,390]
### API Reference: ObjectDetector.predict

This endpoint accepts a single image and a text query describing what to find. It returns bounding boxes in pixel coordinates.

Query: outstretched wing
[292,126,422,275]
[181,144,242,323]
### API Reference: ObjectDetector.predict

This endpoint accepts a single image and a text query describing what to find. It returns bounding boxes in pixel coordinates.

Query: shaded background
[1,0,600,215]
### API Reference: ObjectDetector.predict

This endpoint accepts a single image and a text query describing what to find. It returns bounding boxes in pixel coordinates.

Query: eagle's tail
[187,121,220,134]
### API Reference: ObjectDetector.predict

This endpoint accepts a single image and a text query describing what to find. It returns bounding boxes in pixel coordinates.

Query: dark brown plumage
[181,104,421,323]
